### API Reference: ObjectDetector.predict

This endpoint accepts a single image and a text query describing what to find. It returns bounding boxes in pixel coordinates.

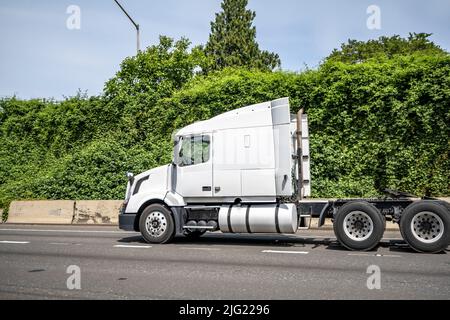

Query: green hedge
[1,52,449,217]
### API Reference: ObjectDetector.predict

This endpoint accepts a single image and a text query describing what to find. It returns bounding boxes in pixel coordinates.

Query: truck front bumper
[119,213,137,231]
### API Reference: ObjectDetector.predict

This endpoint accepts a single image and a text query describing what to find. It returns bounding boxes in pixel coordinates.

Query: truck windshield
[178,135,210,166]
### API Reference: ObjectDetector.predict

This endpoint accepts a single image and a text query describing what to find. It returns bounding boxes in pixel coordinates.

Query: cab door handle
[202,186,212,192]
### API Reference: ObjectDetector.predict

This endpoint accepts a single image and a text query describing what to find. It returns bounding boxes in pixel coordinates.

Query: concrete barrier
[7,200,75,224]
[0,209,4,223]
[73,200,122,225]
[4,198,449,226]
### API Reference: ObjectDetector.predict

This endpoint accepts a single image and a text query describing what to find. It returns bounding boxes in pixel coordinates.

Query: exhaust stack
[296,108,304,201]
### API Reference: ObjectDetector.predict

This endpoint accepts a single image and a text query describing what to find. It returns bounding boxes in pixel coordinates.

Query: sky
[0,0,449,100]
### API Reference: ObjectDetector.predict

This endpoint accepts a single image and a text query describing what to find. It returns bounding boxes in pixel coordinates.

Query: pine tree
[204,0,280,72]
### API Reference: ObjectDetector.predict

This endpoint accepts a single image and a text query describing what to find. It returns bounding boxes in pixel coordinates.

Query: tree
[326,33,447,64]
[204,0,280,72]
[102,36,207,148]
[104,36,205,101]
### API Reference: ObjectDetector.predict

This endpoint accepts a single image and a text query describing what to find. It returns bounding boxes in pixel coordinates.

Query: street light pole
[113,0,140,54]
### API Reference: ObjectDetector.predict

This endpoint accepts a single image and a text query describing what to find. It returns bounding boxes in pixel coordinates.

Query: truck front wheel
[399,201,450,253]
[139,204,175,244]
[333,201,385,251]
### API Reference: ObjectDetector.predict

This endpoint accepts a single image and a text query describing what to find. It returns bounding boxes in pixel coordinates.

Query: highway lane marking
[376,254,402,258]
[0,228,136,234]
[180,247,220,251]
[262,250,309,255]
[348,253,374,257]
[114,244,152,249]
[348,253,401,258]
[0,240,30,244]
[49,242,81,246]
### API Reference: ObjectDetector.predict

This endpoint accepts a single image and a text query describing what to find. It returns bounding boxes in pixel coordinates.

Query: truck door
[176,134,213,198]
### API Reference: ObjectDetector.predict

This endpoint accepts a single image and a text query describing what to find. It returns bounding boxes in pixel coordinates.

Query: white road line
[262,250,309,255]
[180,247,220,251]
[114,244,152,249]
[376,254,402,258]
[0,228,135,234]
[0,240,30,244]
[348,253,401,258]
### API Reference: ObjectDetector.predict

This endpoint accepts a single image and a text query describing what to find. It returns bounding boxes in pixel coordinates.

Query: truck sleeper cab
[119,98,450,253]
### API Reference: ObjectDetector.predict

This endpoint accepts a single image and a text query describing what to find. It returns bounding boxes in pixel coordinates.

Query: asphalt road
[0,224,449,300]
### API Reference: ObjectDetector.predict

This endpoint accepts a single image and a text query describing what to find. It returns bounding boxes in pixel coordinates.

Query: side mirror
[126,172,135,185]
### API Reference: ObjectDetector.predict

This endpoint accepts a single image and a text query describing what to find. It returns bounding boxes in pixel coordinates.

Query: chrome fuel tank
[218,203,298,234]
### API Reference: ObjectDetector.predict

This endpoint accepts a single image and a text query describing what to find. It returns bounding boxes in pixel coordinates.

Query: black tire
[139,204,175,244]
[184,230,206,240]
[333,201,385,251]
[399,201,450,253]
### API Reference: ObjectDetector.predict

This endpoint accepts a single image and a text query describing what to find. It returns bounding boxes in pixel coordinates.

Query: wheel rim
[145,211,167,238]
[410,211,444,244]
[343,211,374,241]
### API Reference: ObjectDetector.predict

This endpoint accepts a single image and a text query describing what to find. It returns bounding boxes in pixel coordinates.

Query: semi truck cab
[119,97,450,253]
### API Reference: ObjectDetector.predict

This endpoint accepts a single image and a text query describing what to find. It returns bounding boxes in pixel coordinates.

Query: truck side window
[179,135,210,166]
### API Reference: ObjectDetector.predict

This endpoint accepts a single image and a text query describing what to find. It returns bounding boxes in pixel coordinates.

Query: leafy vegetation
[0,2,449,221]
[326,32,446,64]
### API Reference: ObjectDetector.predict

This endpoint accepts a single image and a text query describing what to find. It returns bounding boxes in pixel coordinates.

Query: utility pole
[113,0,140,54]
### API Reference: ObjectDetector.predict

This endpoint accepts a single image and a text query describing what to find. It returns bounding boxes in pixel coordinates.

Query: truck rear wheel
[139,204,175,244]
[333,201,385,251]
[399,201,450,253]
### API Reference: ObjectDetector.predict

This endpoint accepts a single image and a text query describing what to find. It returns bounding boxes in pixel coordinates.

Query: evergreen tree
[204,0,280,72]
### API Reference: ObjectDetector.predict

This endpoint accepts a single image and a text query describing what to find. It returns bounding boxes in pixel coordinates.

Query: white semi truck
[119,98,450,253]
